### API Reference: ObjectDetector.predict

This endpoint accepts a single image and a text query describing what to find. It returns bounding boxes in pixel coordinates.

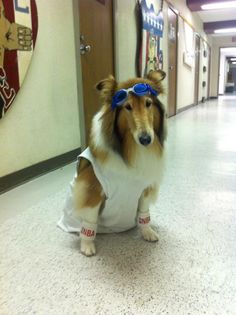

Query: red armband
[80,221,97,241]
[138,213,151,227]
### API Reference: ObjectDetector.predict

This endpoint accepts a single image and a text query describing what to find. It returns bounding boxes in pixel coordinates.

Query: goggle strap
[149,85,158,96]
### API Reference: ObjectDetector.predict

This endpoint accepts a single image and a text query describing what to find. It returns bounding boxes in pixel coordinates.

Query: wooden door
[194,35,200,105]
[78,0,114,143]
[168,7,178,117]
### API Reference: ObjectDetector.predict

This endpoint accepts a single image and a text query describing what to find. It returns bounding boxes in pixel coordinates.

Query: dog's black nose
[139,133,151,146]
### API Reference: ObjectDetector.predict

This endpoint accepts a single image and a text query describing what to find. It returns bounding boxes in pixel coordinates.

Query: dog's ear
[95,75,117,103]
[147,69,166,83]
[154,99,167,146]
[99,104,122,155]
[95,75,121,152]
[147,70,166,95]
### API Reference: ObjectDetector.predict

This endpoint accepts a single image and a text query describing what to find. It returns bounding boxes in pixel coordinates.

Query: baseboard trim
[0,148,81,194]
[177,103,195,114]
[210,96,218,99]
[176,98,213,114]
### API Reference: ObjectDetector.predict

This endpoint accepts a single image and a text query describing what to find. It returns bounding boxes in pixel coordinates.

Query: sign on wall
[0,0,38,119]
[183,21,194,68]
[138,0,164,77]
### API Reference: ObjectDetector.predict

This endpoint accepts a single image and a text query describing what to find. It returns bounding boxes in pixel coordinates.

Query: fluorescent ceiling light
[232,61,236,64]
[201,1,236,10]
[222,47,236,50]
[214,28,236,34]
[231,58,236,60]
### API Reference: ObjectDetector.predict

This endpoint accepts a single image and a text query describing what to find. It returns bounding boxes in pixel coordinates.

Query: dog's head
[95,70,167,152]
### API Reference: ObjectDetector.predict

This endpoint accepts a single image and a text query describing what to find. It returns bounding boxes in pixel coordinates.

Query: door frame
[218,47,225,96]
[207,44,211,99]
[72,0,86,150]
[218,47,224,96]
[167,5,178,117]
[194,34,200,105]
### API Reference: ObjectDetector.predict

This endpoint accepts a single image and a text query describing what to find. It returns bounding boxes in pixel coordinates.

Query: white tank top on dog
[58,147,151,234]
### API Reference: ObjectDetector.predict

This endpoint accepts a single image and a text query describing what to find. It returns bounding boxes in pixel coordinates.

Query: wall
[210,36,236,97]
[176,17,196,109]
[114,0,212,112]
[114,0,137,81]
[230,65,236,90]
[225,60,230,88]
[168,0,212,109]
[167,0,204,36]
[198,40,211,101]
[0,1,80,177]
[219,53,226,94]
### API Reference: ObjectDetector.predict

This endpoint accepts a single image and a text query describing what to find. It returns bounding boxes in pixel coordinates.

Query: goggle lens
[133,83,148,94]
[112,83,158,109]
[116,90,127,103]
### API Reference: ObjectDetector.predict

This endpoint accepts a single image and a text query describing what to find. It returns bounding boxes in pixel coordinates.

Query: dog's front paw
[141,226,159,242]
[80,240,96,256]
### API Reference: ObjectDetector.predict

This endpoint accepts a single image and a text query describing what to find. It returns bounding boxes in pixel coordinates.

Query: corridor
[1,97,236,314]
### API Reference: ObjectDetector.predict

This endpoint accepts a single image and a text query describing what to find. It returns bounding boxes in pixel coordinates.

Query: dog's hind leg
[138,185,159,242]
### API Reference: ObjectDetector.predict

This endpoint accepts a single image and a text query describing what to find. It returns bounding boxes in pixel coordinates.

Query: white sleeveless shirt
[58,147,154,234]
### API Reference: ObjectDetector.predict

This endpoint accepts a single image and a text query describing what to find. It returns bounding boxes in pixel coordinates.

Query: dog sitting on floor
[58,69,167,256]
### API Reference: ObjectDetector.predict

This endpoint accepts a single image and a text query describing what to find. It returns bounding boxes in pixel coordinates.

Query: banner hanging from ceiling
[0,0,38,119]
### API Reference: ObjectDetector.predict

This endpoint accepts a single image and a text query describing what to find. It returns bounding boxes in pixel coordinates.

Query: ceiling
[197,8,236,23]
[186,0,236,37]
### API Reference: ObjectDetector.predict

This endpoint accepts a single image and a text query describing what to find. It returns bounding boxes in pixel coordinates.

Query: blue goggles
[111,83,158,110]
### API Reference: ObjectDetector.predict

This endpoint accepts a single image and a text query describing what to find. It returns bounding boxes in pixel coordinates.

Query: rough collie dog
[58,70,167,256]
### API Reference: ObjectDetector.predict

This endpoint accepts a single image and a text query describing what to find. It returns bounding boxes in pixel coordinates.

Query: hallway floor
[1,97,236,315]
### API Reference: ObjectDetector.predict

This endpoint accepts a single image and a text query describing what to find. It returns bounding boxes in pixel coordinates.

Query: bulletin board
[183,20,194,68]
[137,0,164,77]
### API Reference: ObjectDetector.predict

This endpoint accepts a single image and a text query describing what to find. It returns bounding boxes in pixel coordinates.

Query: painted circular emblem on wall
[0,0,38,119]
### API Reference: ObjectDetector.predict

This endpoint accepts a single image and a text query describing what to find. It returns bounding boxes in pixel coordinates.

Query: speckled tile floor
[1,97,236,315]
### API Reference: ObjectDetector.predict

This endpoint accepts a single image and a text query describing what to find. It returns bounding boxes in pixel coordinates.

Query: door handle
[169,65,173,70]
[80,43,91,55]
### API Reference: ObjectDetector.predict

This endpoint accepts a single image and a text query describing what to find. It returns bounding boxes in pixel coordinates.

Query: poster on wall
[138,0,164,77]
[0,0,38,119]
[183,21,194,68]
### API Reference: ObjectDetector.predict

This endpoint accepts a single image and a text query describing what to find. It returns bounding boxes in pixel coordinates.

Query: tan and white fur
[72,70,167,256]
